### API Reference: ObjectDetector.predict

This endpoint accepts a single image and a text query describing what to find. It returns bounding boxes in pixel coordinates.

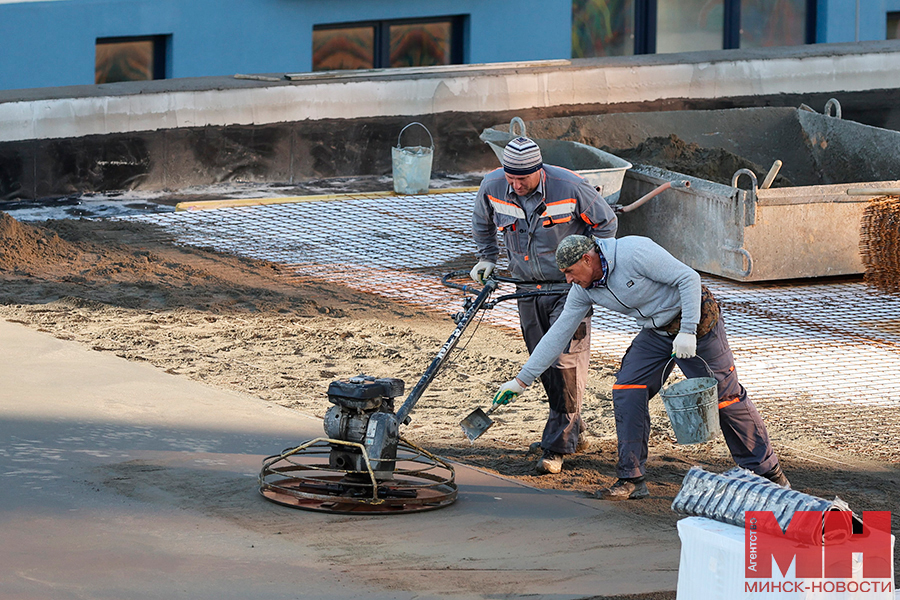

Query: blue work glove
[672,332,697,359]
[469,260,496,284]
[492,378,526,405]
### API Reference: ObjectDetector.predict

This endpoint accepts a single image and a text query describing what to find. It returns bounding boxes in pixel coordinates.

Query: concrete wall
[0,0,571,92]
[2,42,900,200]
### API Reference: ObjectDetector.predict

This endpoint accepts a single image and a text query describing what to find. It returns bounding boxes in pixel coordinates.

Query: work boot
[535,451,564,474]
[576,430,593,453]
[594,477,649,500]
[761,464,791,489]
[530,430,593,456]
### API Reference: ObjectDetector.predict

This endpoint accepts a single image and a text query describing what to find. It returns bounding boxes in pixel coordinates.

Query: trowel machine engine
[323,375,405,479]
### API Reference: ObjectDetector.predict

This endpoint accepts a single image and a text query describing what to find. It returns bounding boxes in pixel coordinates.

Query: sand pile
[599,134,793,187]
[0,211,76,272]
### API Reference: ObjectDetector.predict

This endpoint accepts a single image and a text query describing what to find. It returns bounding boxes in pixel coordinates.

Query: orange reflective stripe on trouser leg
[613,384,648,390]
[718,396,740,409]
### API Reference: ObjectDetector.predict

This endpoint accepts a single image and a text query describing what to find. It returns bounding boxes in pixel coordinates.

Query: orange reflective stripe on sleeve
[613,384,647,390]
[543,198,576,216]
[488,195,526,219]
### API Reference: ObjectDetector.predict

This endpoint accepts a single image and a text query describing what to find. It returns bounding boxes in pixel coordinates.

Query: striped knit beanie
[502,136,543,175]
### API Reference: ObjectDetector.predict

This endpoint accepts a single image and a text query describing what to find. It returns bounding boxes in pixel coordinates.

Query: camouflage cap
[556,235,597,270]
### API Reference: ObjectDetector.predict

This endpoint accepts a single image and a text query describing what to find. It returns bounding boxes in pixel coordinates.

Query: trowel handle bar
[440,270,564,309]
[396,278,499,425]
[440,270,555,292]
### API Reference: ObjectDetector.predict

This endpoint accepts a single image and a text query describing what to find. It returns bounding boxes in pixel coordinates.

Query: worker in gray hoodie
[492,234,789,499]
[470,137,617,475]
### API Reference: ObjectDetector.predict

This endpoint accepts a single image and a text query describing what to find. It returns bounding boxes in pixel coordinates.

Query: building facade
[0,0,899,91]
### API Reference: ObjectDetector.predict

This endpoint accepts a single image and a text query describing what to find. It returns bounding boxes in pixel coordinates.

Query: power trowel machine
[258,272,558,514]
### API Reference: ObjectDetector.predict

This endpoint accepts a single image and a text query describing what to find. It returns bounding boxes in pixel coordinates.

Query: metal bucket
[660,358,720,444]
[392,122,434,195]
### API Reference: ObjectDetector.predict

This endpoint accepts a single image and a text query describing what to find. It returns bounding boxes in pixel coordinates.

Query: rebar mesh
[121,190,900,462]
[860,195,900,295]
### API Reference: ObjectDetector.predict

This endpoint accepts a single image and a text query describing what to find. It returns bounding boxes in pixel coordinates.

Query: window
[656,0,724,54]
[888,12,900,40]
[95,36,168,84]
[313,17,465,71]
[740,0,811,48]
[572,0,815,57]
[572,0,636,58]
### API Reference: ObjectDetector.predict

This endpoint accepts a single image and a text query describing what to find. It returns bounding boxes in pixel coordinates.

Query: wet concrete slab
[0,319,679,599]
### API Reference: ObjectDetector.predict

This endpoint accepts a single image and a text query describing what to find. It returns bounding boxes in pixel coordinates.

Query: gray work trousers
[613,316,779,479]
[518,294,591,455]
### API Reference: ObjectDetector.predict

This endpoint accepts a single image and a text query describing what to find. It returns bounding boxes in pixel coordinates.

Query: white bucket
[392,122,434,195]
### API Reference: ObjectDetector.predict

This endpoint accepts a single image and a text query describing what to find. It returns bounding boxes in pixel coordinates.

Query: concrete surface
[0,319,680,599]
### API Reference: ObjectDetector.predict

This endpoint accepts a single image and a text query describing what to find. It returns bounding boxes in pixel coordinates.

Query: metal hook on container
[509,117,527,137]
[731,168,758,193]
[732,168,758,227]
[824,98,842,119]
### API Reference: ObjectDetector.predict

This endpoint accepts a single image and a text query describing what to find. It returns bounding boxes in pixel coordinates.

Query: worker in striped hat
[470,135,618,475]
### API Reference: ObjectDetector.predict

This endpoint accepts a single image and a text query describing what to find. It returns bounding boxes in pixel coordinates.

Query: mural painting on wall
[740,0,808,48]
[388,23,451,67]
[95,40,154,84]
[313,26,375,70]
[572,0,634,58]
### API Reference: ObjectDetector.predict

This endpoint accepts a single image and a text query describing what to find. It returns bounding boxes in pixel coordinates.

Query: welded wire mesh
[123,190,900,460]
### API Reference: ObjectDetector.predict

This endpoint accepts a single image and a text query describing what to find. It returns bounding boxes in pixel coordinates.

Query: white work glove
[492,378,526,405]
[672,332,697,359]
[469,260,496,284]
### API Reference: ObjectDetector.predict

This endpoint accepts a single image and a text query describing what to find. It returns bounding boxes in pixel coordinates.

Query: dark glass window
[572,0,816,56]
[313,26,376,70]
[740,0,809,48]
[888,12,900,40]
[96,36,167,84]
[572,0,636,58]
[389,22,453,67]
[313,17,464,71]
[657,0,724,53]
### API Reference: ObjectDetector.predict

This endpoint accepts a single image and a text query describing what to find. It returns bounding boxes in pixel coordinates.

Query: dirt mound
[598,134,793,188]
[0,212,320,314]
[0,211,76,271]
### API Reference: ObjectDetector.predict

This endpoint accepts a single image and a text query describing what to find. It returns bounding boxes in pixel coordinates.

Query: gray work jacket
[472,165,618,287]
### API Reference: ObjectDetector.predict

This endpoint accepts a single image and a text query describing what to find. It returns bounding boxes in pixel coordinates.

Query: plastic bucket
[392,122,434,195]
[659,358,720,444]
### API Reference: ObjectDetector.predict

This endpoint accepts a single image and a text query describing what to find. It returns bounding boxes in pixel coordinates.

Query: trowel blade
[460,407,493,443]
